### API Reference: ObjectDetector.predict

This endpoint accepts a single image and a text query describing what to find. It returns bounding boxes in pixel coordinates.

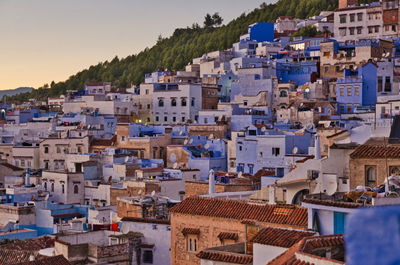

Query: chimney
[25,168,30,186]
[209,169,215,194]
[315,134,321,159]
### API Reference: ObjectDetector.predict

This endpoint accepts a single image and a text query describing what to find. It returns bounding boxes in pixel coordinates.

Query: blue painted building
[247,22,274,43]
[276,61,319,86]
[336,62,377,114]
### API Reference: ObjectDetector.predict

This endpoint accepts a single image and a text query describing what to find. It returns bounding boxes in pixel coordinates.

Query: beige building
[12,145,40,169]
[39,134,89,171]
[42,171,85,204]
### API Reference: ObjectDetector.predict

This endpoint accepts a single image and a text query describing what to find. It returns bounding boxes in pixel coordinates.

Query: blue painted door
[334,212,346,234]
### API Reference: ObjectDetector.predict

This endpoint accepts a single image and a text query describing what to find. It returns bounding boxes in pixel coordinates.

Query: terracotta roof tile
[218,232,238,241]
[121,217,170,225]
[13,255,72,265]
[196,250,252,264]
[250,227,315,248]
[0,236,55,251]
[350,144,400,159]
[170,197,308,228]
[302,198,362,209]
[182,228,200,235]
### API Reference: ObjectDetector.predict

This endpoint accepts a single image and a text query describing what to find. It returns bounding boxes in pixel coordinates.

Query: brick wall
[185,181,253,198]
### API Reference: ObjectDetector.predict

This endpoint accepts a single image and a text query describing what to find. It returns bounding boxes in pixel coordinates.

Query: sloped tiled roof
[302,198,362,209]
[267,234,345,265]
[13,255,71,265]
[217,232,238,241]
[196,251,252,264]
[350,144,400,159]
[250,227,315,248]
[170,197,308,227]
[182,228,200,235]
[121,217,170,225]
[0,236,55,251]
[0,249,41,265]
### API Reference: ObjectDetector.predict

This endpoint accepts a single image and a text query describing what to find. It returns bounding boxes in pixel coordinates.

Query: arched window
[74,185,79,194]
[158,99,164,107]
[366,167,376,187]
[280,90,288,97]
[181,98,187,107]
[171,98,177,107]
[44,182,47,191]
[51,183,54,192]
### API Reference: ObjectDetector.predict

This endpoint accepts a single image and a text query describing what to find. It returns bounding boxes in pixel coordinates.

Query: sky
[0,0,274,90]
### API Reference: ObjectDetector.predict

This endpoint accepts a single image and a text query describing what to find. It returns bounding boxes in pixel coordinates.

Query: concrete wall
[253,243,287,265]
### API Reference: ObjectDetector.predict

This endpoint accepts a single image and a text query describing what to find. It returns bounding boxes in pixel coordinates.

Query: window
[366,167,376,187]
[204,118,208,124]
[182,117,185,122]
[323,51,330,57]
[355,87,359,96]
[44,146,49,154]
[20,160,25,167]
[385,76,392,92]
[62,184,65,194]
[44,160,49,170]
[357,13,363,21]
[121,136,126,142]
[350,14,355,22]
[272,147,280,156]
[254,74,261,80]
[77,145,83,153]
[243,101,248,106]
[56,146,61,153]
[375,26,379,33]
[248,164,254,175]
[171,98,177,107]
[181,98,187,106]
[340,15,346,23]
[339,27,346,36]
[74,185,79,194]
[143,250,153,264]
[147,104,150,109]
[324,66,329,73]
[187,236,198,252]
[340,88,344,96]
[158,99,164,107]
[357,27,362,34]
[51,183,54,192]
[172,117,176,122]
[145,89,149,95]
[336,66,341,72]
[378,76,383,92]
[155,116,159,122]
[347,88,352,96]
[349,27,355,35]
[191,98,195,107]
[44,182,47,191]
[239,145,242,151]
[280,90,288,97]
[164,116,167,122]
[368,26,373,34]
[392,25,396,32]
[27,160,31,167]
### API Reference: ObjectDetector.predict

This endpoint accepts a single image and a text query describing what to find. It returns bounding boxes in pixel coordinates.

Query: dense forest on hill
[6,0,375,103]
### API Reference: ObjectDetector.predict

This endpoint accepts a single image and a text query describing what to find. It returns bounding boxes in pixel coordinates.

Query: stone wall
[185,181,253,198]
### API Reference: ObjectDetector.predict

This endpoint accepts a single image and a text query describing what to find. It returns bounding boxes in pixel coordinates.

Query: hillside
[0,87,33,101]
[6,0,375,104]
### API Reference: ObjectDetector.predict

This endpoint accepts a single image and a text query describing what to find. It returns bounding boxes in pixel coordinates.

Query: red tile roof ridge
[250,227,316,248]
[170,197,308,227]
[302,198,363,209]
[196,249,253,264]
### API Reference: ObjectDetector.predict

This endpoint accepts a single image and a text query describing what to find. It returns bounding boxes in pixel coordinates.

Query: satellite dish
[261,126,266,132]
[238,172,243,178]
[293,146,298,154]
[188,139,193,144]
[169,153,177,163]
[173,162,178,169]
[138,189,143,196]
[306,123,313,130]
[204,143,210,150]
[184,139,188,145]
[151,190,156,197]
[323,174,338,196]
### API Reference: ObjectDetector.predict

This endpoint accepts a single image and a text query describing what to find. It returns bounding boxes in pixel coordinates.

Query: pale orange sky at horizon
[0,0,272,90]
